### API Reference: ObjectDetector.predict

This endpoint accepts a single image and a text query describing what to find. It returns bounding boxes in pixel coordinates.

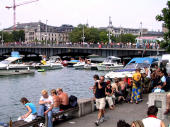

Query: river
[0,67,107,123]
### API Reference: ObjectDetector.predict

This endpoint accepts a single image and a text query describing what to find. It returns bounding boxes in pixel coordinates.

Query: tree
[156,1,170,41]
[12,30,25,42]
[156,1,170,51]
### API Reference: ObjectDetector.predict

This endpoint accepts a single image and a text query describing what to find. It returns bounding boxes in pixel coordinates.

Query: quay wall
[148,93,168,120]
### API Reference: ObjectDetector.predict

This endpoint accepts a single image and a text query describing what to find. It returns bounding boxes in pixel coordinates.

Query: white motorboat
[36,62,63,70]
[73,62,85,69]
[36,56,63,70]
[105,57,158,79]
[0,57,35,76]
[97,56,123,71]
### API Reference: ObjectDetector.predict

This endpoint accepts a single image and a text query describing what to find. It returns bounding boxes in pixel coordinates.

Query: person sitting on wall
[18,97,37,122]
[50,89,61,114]
[57,88,70,110]
[38,90,53,127]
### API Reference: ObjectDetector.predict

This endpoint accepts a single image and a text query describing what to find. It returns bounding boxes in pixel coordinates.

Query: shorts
[106,96,114,107]
[96,97,106,110]
[60,104,70,110]
[52,107,60,113]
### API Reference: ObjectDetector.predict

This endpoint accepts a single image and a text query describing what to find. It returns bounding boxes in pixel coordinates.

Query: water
[0,67,106,122]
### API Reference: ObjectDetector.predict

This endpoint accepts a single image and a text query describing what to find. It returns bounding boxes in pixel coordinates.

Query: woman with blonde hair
[131,120,144,127]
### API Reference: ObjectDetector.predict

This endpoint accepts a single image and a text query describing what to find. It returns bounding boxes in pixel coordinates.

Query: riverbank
[54,94,169,127]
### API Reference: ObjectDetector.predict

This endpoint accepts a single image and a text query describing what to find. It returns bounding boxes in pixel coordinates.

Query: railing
[0,43,162,50]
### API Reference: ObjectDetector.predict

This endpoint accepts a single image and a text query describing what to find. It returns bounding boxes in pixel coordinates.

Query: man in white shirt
[38,90,53,127]
[142,105,165,127]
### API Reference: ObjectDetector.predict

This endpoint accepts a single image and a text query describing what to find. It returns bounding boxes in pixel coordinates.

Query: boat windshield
[0,60,11,65]
[124,63,150,69]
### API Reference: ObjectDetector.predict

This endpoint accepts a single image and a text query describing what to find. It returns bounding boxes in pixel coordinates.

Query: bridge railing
[0,43,161,50]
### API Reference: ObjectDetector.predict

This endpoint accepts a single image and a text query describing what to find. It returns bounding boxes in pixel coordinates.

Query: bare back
[59,92,69,105]
[53,95,60,108]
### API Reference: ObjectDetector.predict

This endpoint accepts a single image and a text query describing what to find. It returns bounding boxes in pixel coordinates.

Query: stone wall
[148,93,167,119]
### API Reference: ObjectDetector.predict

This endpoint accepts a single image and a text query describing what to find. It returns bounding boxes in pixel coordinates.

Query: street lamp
[0,23,4,46]
[107,33,112,44]
[45,20,48,46]
[82,25,85,43]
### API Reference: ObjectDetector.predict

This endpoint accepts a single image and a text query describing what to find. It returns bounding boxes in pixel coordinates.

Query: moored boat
[105,57,158,79]
[97,56,123,71]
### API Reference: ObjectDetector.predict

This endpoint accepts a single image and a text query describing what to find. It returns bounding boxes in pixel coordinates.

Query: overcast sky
[0,0,168,31]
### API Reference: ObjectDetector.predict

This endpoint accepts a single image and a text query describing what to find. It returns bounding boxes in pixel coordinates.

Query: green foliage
[156,1,170,41]
[156,1,170,52]
[119,34,137,43]
[0,30,25,43]
[69,24,137,43]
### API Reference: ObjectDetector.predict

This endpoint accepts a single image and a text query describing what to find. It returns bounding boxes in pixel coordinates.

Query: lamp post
[0,23,4,46]
[82,25,85,43]
[45,20,48,46]
[107,33,112,44]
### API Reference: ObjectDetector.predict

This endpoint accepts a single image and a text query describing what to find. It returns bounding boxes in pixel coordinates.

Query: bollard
[44,115,48,127]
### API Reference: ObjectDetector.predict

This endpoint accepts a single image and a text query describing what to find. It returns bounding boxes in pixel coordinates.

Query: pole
[45,20,48,46]
[2,28,3,46]
[13,0,16,30]
[108,16,112,43]
[82,25,85,43]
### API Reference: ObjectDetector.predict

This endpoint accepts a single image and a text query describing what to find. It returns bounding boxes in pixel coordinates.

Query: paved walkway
[55,94,170,127]
[55,95,149,127]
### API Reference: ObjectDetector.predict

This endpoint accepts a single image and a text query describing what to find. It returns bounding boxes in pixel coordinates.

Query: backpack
[69,95,78,107]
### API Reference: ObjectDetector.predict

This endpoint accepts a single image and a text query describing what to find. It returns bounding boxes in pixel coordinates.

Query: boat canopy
[128,57,158,65]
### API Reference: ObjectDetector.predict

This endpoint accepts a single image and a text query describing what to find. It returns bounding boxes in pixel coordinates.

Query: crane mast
[6,0,39,30]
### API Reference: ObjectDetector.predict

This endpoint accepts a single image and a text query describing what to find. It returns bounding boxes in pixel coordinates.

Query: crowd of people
[17,64,170,127]
[90,64,170,126]
[2,41,160,50]
[18,88,71,127]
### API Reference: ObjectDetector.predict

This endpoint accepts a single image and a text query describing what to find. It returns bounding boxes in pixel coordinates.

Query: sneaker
[94,120,100,126]
[100,117,104,123]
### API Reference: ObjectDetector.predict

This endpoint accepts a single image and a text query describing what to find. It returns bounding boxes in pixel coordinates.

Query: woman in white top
[142,105,165,127]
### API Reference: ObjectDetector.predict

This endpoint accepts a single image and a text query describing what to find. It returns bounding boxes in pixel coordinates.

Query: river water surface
[0,68,107,122]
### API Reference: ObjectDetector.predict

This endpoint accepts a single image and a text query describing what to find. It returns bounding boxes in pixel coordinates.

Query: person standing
[38,90,53,127]
[142,106,165,127]
[131,69,142,104]
[18,97,37,122]
[93,75,106,126]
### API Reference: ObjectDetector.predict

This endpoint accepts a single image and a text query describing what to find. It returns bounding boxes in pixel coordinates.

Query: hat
[106,80,111,85]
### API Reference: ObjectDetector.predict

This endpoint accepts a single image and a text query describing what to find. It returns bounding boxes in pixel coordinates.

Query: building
[99,26,148,37]
[4,22,74,43]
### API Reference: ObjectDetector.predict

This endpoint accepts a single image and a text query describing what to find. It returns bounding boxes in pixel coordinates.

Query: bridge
[0,44,166,58]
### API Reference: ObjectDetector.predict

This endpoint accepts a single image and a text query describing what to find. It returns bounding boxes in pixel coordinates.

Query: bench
[11,107,79,127]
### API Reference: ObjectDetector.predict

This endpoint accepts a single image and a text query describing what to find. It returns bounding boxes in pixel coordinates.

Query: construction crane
[6,0,39,30]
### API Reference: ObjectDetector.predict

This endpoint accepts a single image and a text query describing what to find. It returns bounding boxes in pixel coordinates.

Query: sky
[0,0,168,31]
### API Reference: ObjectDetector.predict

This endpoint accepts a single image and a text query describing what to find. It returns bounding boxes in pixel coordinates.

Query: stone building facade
[4,22,74,43]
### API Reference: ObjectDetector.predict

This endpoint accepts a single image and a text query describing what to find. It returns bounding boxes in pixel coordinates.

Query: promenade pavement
[55,95,148,127]
[55,94,170,127]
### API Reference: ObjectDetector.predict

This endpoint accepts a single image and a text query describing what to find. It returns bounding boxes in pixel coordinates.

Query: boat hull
[0,69,35,76]
[97,65,123,71]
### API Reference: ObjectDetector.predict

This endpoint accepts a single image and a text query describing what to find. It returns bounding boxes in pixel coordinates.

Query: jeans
[38,105,53,127]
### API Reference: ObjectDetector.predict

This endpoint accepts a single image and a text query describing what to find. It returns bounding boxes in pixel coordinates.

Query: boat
[105,57,158,79]
[0,57,35,76]
[35,56,63,70]
[67,60,79,67]
[96,56,123,71]
[73,62,85,69]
